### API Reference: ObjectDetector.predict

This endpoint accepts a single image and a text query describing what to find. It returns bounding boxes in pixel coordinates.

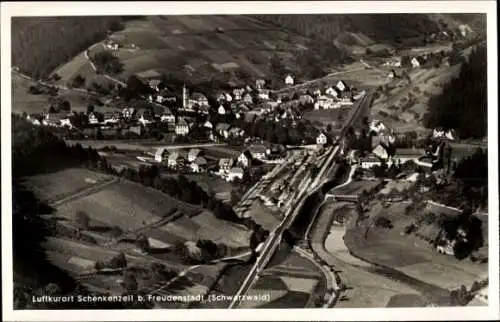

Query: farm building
[218,105,227,115]
[325,87,339,98]
[203,120,213,129]
[285,75,295,85]
[238,150,253,168]
[219,158,234,173]
[248,145,267,160]
[335,80,348,92]
[227,167,244,182]
[316,133,328,145]
[359,155,382,169]
[155,148,168,163]
[175,119,190,136]
[215,123,231,139]
[190,157,208,173]
[188,148,203,162]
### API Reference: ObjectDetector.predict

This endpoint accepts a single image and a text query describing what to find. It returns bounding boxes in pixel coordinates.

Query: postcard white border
[1,1,498,321]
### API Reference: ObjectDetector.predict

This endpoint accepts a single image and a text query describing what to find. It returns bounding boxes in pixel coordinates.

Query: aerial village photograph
[1,1,498,321]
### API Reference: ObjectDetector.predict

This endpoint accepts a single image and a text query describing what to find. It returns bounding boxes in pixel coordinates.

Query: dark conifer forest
[424,45,487,139]
[11,17,126,78]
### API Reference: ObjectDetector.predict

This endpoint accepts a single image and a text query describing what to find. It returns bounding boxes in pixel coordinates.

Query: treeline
[11,16,128,78]
[423,45,487,139]
[253,14,440,47]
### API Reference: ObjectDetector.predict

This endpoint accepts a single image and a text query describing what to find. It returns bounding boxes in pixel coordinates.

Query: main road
[228,91,374,308]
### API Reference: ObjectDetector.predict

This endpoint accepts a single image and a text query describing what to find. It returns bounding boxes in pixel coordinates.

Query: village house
[122,107,136,119]
[26,114,43,126]
[316,133,328,145]
[167,151,181,168]
[370,120,388,134]
[127,125,142,136]
[256,79,266,89]
[175,119,190,136]
[187,148,203,163]
[215,123,231,139]
[325,87,339,98]
[232,88,245,100]
[154,148,168,163]
[335,80,348,92]
[238,150,254,168]
[203,120,213,129]
[285,74,295,85]
[218,105,226,115]
[87,112,100,125]
[229,127,245,138]
[411,57,421,68]
[160,111,175,124]
[137,109,154,126]
[190,156,208,173]
[227,167,244,182]
[312,89,322,97]
[299,94,314,106]
[105,39,119,50]
[248,145,267,160]
[314,96,336,110]
[258,90,270,100]
[190,92,209,108]
[372,144,390,160]
[149,79,161,92]
[393,148,426,164]
[359,155,382,169]
[218,158,234,173]
[243,93,254,104]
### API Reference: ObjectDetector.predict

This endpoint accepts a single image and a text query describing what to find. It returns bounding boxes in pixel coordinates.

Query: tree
[91,51,123,75]
[71,74,85,88]
[135,234,150,252]
[109,252,127,269]
[122,272,138,292]
[74,211,90,230]
[86,104,95,114]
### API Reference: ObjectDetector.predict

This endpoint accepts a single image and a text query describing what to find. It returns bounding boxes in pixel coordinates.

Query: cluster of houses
[150,142,285,182]
[312,80,359,110]
[346,120,455,174]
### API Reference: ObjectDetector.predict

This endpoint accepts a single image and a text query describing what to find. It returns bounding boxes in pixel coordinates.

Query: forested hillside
[252,14,441,47]
[11,16,126,78]
[423,45,487,139]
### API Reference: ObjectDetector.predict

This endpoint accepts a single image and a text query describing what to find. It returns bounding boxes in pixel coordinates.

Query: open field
[12,72,114,114]
[21,168,114,203]
[328,179,384,196]
[343,202,488,291]
[371,64,461,134]
[303,108,350,129]
[49,15,313,86]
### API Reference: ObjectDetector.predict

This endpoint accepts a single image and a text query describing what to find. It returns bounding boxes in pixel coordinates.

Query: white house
[359,156,382,169]
[325,87,339,98]
[60,118,73,129]
[138,109,154,126]
[215,123,231,139]
[203,120,213,129]
[227,167,244,182]
[372,144,389,160]
[103,112,120,125]
[160,112,175,124]
[168,151,180,168]
[285,75,294,85]
[122,107,135,119]
[238,150,253,168]
[88,112,99,125]
[258,90,270,100]
[149,79,161,92]
[411,57,421,68]
[219,158,234,173]
[316,133,328,145]
[218,105,226,115]
[315,96,335,109]
[155,148,168,163]
[336,80,348,92]
[175,119,190,136]
[190,157,208,173]
[370,120,387,134]
[187,148,202,163]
